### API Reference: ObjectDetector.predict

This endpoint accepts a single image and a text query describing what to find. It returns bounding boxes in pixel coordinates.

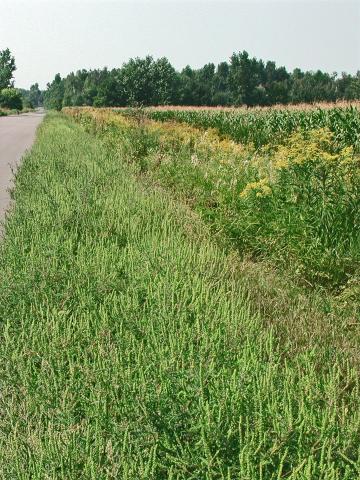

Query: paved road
[0,110,44,222]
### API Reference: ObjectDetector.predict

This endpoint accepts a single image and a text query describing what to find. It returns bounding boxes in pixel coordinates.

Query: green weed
[0,113,359,478]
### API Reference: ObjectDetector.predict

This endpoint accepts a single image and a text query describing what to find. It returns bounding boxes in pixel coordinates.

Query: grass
[66,108,360,301]
[0,107,34,116]
[0,113,359,478]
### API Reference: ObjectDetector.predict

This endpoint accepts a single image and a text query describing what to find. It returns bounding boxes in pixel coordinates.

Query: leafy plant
[0,87,22,110]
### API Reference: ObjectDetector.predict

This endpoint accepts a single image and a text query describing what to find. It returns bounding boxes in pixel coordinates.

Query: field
[0,105,359,478]
[145,103,360,148]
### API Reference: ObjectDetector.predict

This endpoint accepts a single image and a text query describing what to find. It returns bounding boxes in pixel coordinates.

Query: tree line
[44,51,360,109]
[1,47,359,110]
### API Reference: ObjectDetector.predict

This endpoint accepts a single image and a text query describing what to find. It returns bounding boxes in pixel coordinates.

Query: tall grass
[67,107,360,297]
[0,112,359,478]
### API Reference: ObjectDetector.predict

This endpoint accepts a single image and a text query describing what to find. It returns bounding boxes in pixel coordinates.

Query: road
[0,110,44,223]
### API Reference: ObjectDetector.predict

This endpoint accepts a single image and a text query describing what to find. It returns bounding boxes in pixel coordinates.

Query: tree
[0,88,22,110]
[289,69,337,103]
[44,74,64,110]
[229,51,262,106]
[82,72,98,106]
[213,62,232,105]
[336,72,360,100]
[29,83,43,107]
[264,61,290,104]
[63,70,88,106]
[197,63,216,105]
[0,48,16,90]
[119,56,155,105]
[93,68,123,107]
[178,66,197,105]
[151,57,178,105]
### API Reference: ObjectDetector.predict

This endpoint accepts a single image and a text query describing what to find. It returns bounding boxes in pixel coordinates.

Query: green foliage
[20,83,44,109]
[53,58,179,110]
[229,51,265,106]
[290,69,337,103]
[29,82,43,107]
[0,47,16,90]
[0,87,23,110]
[119,56,155,105]
[44,52,360,109]
[237,128,360,287]
[1,112,360,478]
[44,73,64,110]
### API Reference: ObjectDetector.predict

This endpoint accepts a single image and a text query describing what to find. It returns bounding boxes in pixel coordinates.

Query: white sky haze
[1,0,359,89]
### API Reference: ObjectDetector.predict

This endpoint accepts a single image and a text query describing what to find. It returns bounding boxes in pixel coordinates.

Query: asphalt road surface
[0,110,44,224]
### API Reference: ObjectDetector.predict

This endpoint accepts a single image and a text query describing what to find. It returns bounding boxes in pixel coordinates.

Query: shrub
[0,88,23,110]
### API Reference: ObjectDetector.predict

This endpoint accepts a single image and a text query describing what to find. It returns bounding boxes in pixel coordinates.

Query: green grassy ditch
[0,113,359,478]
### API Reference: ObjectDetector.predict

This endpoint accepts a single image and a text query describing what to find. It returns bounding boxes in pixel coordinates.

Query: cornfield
[145,105,360,149]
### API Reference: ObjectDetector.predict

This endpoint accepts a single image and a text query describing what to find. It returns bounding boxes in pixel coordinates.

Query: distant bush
[0,88,23,110]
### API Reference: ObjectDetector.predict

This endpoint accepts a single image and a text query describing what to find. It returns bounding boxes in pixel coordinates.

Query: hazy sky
[1,0,359,89]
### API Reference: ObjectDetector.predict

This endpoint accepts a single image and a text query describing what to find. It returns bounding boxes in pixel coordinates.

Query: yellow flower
[274,155,289,170]
[240,178,272,199]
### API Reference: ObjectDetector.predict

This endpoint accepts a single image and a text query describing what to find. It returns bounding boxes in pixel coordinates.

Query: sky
[1,0,359,89]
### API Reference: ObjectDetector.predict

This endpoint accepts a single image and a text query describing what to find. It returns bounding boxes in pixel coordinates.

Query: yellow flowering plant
[64,107,360,289]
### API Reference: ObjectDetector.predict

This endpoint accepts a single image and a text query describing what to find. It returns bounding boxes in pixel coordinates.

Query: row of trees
[45,51,360,109]
[2,47,359,110]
